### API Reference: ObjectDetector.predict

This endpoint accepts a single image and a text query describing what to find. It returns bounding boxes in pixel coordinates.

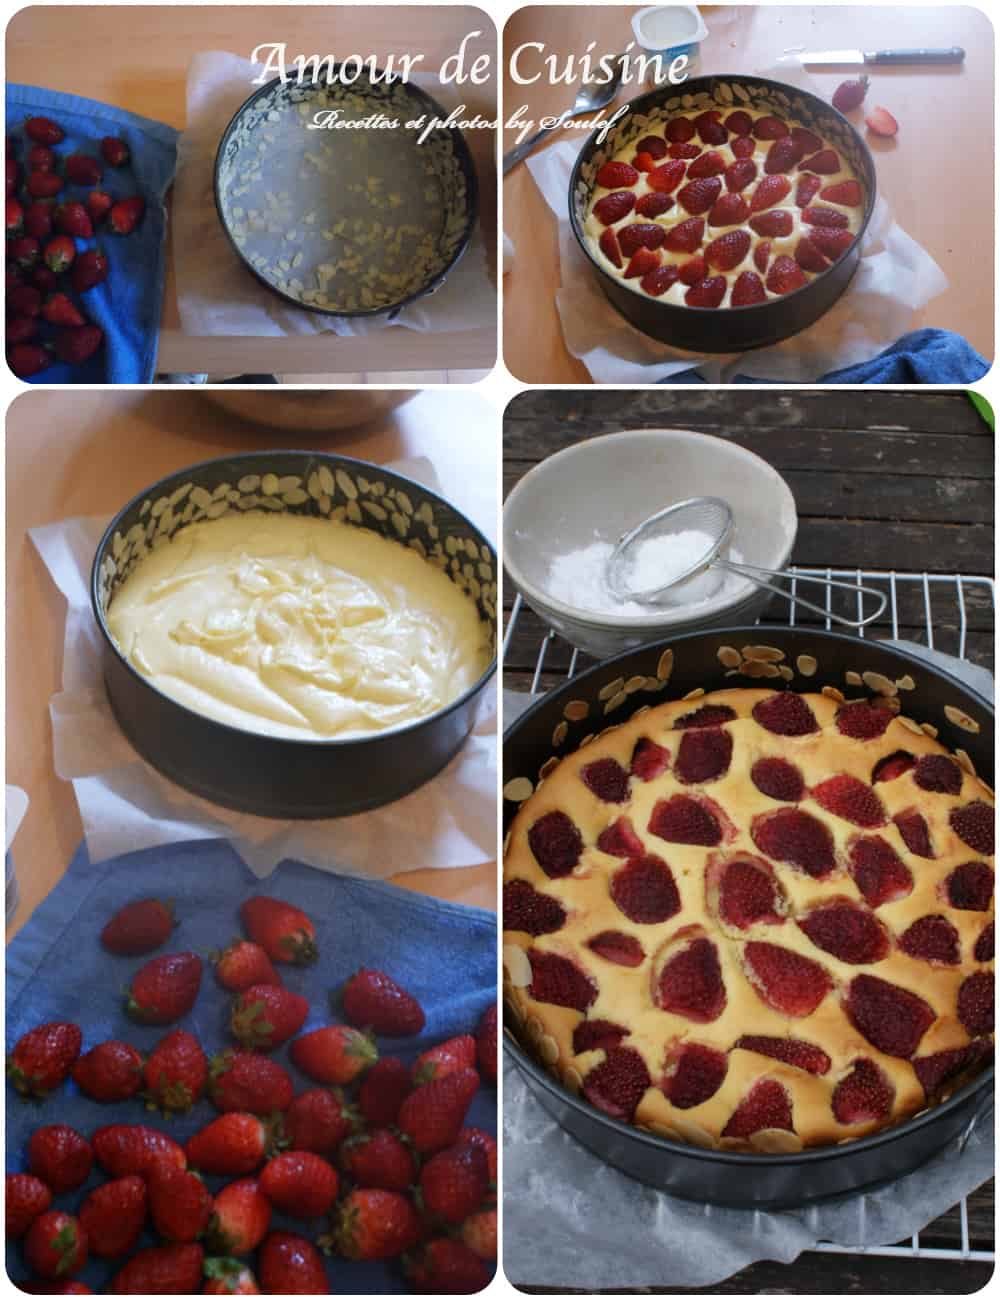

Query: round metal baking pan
[569,74,876,352]
[503,626,993,1209]
[214,72,479,320]
[91,451,497,819]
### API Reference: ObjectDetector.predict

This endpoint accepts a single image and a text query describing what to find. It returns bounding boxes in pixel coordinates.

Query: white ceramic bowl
[503,428,797,659]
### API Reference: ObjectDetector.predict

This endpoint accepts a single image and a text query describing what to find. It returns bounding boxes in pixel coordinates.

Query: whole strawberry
[78,1176,147,1258]
[398,1066,480,1155]
[6,315,38,345]
[328,1188,421,1261]
[185,1112,274,1176]
[240,897,317,966]
[142,1027,208,1114]
[110,1242,204,1294]
[7,1022,81,1097]
[26,172,63,199]
[64,154,102,186]
[341,1128,416,1192]
[283,1087,358,1156]
[70,249,109,293]
[27,1125,93,1194]
[25,117,65,146]
[27,144,55,172]
[406,1237,489,1293]
[23,202,54,240]
[148,1163,213,1243]
[832,74,869,113]
[258,1232,328,1294]
[31,264,59,293]
[25,1210,88,1280]
[206,1177,271,1255]
[230,984,308,1050]
[476,1003,497,1085]
[126,952,202,1025]
[8,284,42,318]
[5,156,16,196]
[109,195,145,235]
[9,234,40,269]
[53,324,104,367]
[84,189,113,228]
[72,1040,143,1103]
[419,1143,489,1224]
[212,940,281,993]
[341,968,425,1037]
[458,1128,497,1187]
[25,1283,93,1294]
[101,898,175,955]
[8,342,51,377]
[209,1049,293,1114]
[358,1056,411,1127]
[91,1123,187,1179]
[259,1151,338,1219]
[461,1206,497,1260]
[54,202,92,238]
[6,194,23,232]
[6,1173,52,1239]
[413,1034,476,1085]
[203,1257,260,1293]
[100,137,130,168]
[289,1024,377,1083]
[41,293,85,327]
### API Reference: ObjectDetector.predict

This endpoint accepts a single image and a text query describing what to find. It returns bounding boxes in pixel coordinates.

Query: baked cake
[583,106,865,308]
[503,688,994,1152]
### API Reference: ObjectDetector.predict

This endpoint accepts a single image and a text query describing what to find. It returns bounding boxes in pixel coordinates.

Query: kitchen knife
[800,47,965,65]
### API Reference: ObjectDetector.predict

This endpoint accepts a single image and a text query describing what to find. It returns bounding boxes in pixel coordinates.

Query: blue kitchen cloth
[664,329,991,385]
[6,839,497,1293]
[6,84,179,384]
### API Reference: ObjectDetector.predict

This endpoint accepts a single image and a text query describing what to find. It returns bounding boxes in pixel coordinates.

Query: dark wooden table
[503,388,994,1293]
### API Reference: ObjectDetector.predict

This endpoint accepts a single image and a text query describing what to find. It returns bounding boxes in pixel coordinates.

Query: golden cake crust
[503,688,994,1152]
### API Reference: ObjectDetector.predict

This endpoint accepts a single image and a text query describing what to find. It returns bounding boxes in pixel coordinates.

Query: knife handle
[867,47,965,64]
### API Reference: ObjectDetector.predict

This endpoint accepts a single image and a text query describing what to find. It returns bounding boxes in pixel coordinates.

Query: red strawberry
[945,861,993,911]
[694,111,727,145]
[813,774,886,828]
[64,155,102,186]
[915,1044,986,1099]
[617,223,666,258]
[724,159,757,193]
[91,1123,187,1179]
[84,189,113,227]
[849,835,913,908]
[958,972,993,1036]
[795,173,823,208]
[748,209,793,237]
[812,229,855,265]
[285,1086,359,1154]
[258,1232,328,1293]
[894,808,934,858]
[654,935,726,1022]
[596,161,639,188]
[101,137,130,167]
[623,246,660,279]
[832,1058,893,1124]
[398,1066,480,1154]
[837,699,894,740]
[610,853,680,923]
[101,897,176,955]
[406,1237,488,1294]
[744,941,832,1016]
[635,135,668,159]
[865,106,899,138]
[6,195,24,232]
[833,75,870,113]
[70,249,109,292]
[846,974,935,1056]
[186,1113,274,1176]
[8,342,51,377]
[147,1164,213,1244]
[41,293,85,326]
[109,195,145,234]
[25,1211,87,1280]
[230,984,308,1051]
[525,815,585,884]
[713,856,784,930]
[754,240,771,273]
[413,1034,476,1085]
[725,110,753,135]
[203,1258,260,1294]
[752,807,836,877]
[708,192,749,226]
[753,115,789,140]
[900,914,959,965]
[240,897,317,965]
[629,738,670,782]
[677,254,706,286]
[207,1178,271,1255]
[126,952,202,1025]
[731,135,756,158]
[764,136,806,174]
[476,1003,497,1085]
[259,1151,338,1218]
[598,227,621,267]
[143,1028,208,1113]
[676,176,722,214]
[72,1040,142,1103]
[54,203,92,238]
[798,901,889,964]
[596,816,643,859]
[748,174,792,212]
[592,191,635,225]
[290,1024,377,1082]
[950,801,994,855]
[25,117,65,145]
[580,756,631,802]
[722,1079,793,1139]
[799,148,840,174]
[766,254,808,295]
[913,753,963,794]
[461,1207,497,1261]
[52,324,104,366]
[210,1050,293,1114]
[663,216,705,253]
[735,1035,831,1076]
[342,968,425,1037]
[685,275,727,308]
[750,756,804,802]
[8,284,42,316]
[26,172,63,199]
[795,234,830,273]
[5,156,18,196]
[803,206,849,230]
[820,179,863,206]
[669,141,703,160]
[212,940,281,992]
[330,1188,420,1260]
[23,202,54,240]
[7,1023,81,1097]
[110,1243,204,1294]
[662,1042,728,1108]
[358,1058,412,1128]
[665,117,696,143]
[632,150,657,172]
[457,1127,497,1185]
[9,235,40,268]
[730,269,767,306]
[419,1143,488,1224]
[704,229,750,271]
[6,315,38,344]
[6,1174,52,1239]
[582,1045,651,1121]
[586,930,645,967]
[687,150,725,179]
[31,263,58,293]
[790,126,823,153]
[648,794,723,846]
[78,1176,147,1259]
[526,949,597,1010]
[27,144,56,171]
[341,1129,416,1192]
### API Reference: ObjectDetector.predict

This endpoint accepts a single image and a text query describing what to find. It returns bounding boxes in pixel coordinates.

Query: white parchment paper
[523,55,948,383]
[31,458,497,880]
[173,52,494,339]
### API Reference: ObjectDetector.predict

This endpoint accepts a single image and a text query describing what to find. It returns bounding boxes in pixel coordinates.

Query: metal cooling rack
[503,566,996,1266]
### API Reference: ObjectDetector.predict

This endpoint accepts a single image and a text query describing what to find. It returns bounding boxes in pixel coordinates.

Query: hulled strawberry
[258,1232,328,1294]
[108,196,145,234]
[341,968,425,1036]
[185,1112,275,1177]
[283,1086,359,1155]
[405,1237,489,1293]
[27,1125,93,1194]
[101,137,130,168]
[109,1243,204,1294]
[91,1123,187,1179]
[25,117,65,145]
[52,324,104,366]
[126,952,202,1025]
[147,1163,213,1243]
[397,1066,480,1154]
[101,898,176,955]
[54,202,93,239]
[6,1173,52,1240]
[70,249,109,293]
[78,1176,147,1259]
[259,1151,339,1219]
[341,1128,416,1192]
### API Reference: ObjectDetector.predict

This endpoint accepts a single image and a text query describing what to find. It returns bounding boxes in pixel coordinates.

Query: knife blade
[800,46,965,65]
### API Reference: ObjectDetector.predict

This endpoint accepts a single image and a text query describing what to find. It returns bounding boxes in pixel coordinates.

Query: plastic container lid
[632,5,708,52]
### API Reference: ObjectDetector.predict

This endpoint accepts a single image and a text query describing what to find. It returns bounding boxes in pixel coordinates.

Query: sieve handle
[716,561,888,629]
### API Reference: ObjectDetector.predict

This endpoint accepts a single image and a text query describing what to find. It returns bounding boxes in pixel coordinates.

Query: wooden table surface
[502,4,995,384]
[5,388,499,940]
[7,5,498,379]
[502,388,994,1292]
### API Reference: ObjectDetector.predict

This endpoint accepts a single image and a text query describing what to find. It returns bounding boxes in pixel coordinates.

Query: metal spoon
[502,56,627,175]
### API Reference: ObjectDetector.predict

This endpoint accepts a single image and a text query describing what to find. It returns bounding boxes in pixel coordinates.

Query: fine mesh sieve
[605,496,888,629]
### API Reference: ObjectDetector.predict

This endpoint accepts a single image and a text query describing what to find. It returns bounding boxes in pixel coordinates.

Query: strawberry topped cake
[582,105,866,308]
[503,688,994,1152]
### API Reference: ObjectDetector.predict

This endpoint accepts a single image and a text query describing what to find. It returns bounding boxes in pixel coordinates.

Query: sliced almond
[862,670,898,698]
[604,690,628,715]
[525,1015,544,1043]
[845,670,862,686]
[822,685,846,702]
[945,704,980,734]
[921,722,939,739]
[896,674,916,691]
[671,1116,716,1148]
[552,720,568,747]
[502,776,534,803]
[625,675,647,695]
[564,699,590,723]
[598,677,625,702]
[742,645,785,663]
[539,756,560,781]
[779,665,794,681]
[657,648,675,681]
[796,654,818,677]
[562,1066,583,1094]
[539,1034,560,1065]
[717,645,741,668]
[742,660,781,678]
[750,1129,803,1154]
[682,686,705,701]
[503,944,532,988]
[578,732,595,748]
[897,715,925,736]
[954,747,977,776]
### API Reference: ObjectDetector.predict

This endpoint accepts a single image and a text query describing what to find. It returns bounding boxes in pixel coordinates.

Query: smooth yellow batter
[107,513,491,740]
